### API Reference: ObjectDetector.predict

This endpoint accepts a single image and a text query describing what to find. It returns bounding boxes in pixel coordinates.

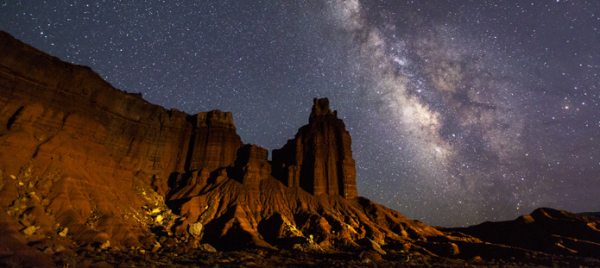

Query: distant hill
[578,212,600,217]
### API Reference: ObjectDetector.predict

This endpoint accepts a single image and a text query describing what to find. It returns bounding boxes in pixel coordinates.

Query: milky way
[2,0,599,226]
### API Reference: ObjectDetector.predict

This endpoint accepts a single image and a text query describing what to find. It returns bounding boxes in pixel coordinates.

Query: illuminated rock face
[186,110,242,173]
[272,98,358,199]
[0,30,246,249]
[3,30,447,256]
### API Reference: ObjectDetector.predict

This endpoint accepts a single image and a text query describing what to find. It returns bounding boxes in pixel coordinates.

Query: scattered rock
[152,241,161,253]
[360,250,383,263]
[99,240,110,250]
[292,244,304,252]
[198,243,217,253]
[58,227,68,237]
[22,225,37,236]
[398,253,410,263]
[43,247,54,255]
[19,219,31,227]
[188,222,203,238]
[53,244,66,253]
[358,238,386,255]
[449,242,460,255]
[151,208,161,214]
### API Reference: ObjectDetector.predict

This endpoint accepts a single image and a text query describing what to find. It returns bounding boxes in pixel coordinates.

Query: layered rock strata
[187,110,242,173]
[272,98,357,199]
[4,30,600,267]
[0,30,442,257]
[0,30,245,252]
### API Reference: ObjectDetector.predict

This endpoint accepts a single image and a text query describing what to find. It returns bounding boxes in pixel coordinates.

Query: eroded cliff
[2,30,600,268]
[0,30,441,258]
[272,98,358,199]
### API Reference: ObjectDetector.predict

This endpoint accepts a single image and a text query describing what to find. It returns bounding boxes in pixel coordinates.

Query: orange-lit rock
[187,110,242,172]
[272,98,357,199]
[4,30,600,267]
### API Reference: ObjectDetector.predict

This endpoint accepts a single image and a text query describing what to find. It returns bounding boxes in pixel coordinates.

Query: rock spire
[272,98,358,199]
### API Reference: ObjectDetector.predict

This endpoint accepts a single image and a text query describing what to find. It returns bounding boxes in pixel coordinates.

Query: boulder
[99,240,110,250]
[358,238,386,255]
[198,243,217,253]
[188,222,203,238]
[22,226,37,236]
[58,227,68,237]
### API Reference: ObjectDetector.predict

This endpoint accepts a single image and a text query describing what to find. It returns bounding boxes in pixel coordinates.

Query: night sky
[2,0,599,227]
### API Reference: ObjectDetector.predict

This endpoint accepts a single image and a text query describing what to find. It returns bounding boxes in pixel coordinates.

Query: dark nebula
[2,0,599,227]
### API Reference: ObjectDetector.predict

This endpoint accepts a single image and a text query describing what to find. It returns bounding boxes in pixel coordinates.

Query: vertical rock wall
[272,98,357,199]
[238,144,271,190]
[186,110,242,173]
[0,31,361,254]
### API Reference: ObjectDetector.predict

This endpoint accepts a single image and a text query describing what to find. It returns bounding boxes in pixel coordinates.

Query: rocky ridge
[1,30,600,267]
[0,29,442,265]
[272,98,358,199]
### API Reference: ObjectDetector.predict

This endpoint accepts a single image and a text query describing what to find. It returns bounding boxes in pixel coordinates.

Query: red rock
[272,98,357,199]
[187,110,242,172]
[238,144,271,189]
[0,31,445,255]
[0,30,197,250]
[6,30,600,266]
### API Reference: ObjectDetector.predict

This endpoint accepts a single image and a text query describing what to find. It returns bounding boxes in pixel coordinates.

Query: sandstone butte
[1,30,600,267]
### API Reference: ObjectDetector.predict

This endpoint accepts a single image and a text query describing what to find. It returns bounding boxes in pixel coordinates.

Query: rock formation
[237,144,271,189]
[2,30,600,267]
[187,110,242,172]
[0,29,438,256]
[272,98,357,199]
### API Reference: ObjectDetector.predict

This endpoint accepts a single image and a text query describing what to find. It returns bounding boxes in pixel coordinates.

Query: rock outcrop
[2,30,600,267]
[187,110,242,172]
[272,98,357,199]
[237,144,271,190]
[0,30,245,255]
[0,30,435,256]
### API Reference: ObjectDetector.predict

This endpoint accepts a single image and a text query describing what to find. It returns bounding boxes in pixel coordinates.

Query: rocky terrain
[1,30,600,267]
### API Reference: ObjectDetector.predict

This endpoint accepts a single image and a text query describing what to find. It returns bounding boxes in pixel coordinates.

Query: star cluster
[2,0,599,226]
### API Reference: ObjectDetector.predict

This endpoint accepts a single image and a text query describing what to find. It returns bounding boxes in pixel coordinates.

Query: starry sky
[2,0,599,227]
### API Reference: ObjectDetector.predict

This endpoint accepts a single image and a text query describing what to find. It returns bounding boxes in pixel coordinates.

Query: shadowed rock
[3,30,600,267]
[272,98,357,199]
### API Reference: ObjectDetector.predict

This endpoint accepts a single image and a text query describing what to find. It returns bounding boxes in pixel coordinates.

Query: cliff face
[4,30,600,267]
[272,98,358,199]
[187,110,242,173]
[0,30,442,256]
[0,30,248,254]
[0,30,187,251]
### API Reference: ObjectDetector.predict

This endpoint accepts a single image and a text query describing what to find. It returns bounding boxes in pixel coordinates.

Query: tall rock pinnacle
[272,98,358,199]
